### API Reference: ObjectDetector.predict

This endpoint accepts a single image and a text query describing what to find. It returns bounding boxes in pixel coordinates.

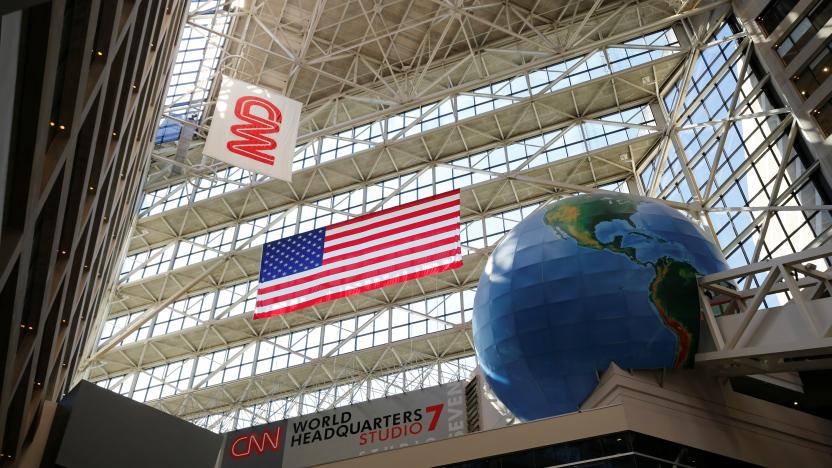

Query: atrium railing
[696,244,832,375]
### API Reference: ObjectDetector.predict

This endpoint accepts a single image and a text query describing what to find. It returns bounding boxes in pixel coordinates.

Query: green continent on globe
[543,194,701,368]
[544,195,641,263]
[649,257,700,367]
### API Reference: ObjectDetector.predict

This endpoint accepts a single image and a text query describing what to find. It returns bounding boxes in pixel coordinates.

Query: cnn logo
[229,426,282,459]
[226,96,282,166]
[204,75,300,182]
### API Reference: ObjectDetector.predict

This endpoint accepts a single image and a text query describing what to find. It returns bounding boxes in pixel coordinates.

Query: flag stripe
[257,245,452,305]
[322,223,460,265]
[254,259,463,319]
[258,237,459,297]
[321,217,458,260]
[256,247,460,307]
[327,190,460,231]
[323,210,459,254]
[325,205,459,249]
[255,190,462,318]
[325,198,460,241]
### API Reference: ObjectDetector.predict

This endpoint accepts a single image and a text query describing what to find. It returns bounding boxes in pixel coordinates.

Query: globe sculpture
[473,193,727,421]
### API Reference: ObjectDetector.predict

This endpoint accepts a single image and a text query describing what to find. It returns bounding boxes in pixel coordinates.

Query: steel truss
[78,0,832,432]
[697,244,832,376]
[146,0,715,188]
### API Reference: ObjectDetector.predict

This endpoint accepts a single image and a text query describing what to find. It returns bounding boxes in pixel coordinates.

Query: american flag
[254,190,462,319]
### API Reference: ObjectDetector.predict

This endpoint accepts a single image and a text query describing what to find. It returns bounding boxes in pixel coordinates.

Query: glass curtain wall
[90,14,832,433]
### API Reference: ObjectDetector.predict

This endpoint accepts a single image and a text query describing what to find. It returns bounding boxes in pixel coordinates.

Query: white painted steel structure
[77,0,832,433]
[697,244,832,376]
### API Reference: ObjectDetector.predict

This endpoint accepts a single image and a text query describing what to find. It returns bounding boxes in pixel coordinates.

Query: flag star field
[260,228,325,281]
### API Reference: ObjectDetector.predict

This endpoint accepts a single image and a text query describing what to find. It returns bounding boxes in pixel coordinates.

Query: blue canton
[259,228,326,283]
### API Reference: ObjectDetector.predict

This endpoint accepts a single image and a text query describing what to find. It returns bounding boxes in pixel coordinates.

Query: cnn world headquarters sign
[218,382,468,467]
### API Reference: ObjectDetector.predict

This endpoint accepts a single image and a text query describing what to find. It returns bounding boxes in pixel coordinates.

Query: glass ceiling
[88,7,832,434]
[155,0,231,144]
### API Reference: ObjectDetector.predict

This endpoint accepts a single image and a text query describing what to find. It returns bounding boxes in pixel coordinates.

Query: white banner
[218,382,468,468]
[204,75,301,181]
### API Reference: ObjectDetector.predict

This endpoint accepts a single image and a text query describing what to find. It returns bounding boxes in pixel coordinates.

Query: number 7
[425,404,444,431]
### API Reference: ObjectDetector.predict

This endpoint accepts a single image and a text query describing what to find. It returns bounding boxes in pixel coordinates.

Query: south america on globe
[473,193,727,421]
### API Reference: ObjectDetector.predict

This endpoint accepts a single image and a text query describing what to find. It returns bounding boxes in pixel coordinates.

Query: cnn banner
[204,75,301,181]
[218,382,468,468]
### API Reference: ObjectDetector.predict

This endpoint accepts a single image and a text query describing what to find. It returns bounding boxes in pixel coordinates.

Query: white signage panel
[204,75,301,181]
[219,381,468,467]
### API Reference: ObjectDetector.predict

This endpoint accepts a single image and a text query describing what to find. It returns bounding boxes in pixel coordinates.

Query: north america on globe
[544,194,703,368]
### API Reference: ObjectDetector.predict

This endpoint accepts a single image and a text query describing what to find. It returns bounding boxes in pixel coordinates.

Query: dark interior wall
[0,0,187,463]
[0,0,50,16]
[53,381,221,468]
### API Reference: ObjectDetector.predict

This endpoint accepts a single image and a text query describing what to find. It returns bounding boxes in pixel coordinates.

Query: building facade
[0,0,186,462]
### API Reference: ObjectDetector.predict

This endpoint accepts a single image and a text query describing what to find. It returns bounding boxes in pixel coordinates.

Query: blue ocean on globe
[472,193,727,421]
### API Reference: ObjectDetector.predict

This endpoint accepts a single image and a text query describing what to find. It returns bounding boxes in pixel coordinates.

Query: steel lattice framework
[76,0,832,433]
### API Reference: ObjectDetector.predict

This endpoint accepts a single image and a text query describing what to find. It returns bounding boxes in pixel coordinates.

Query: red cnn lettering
[230,426,282,459]
[226,96,282,166]
[425,404,444,431]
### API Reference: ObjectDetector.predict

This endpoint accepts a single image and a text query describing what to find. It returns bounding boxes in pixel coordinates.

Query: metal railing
[696,244,832,375]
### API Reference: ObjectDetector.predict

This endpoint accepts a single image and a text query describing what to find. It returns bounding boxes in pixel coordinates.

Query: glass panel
[792,39,832,99]
[775,0,832,64]
[756,0,799,35]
